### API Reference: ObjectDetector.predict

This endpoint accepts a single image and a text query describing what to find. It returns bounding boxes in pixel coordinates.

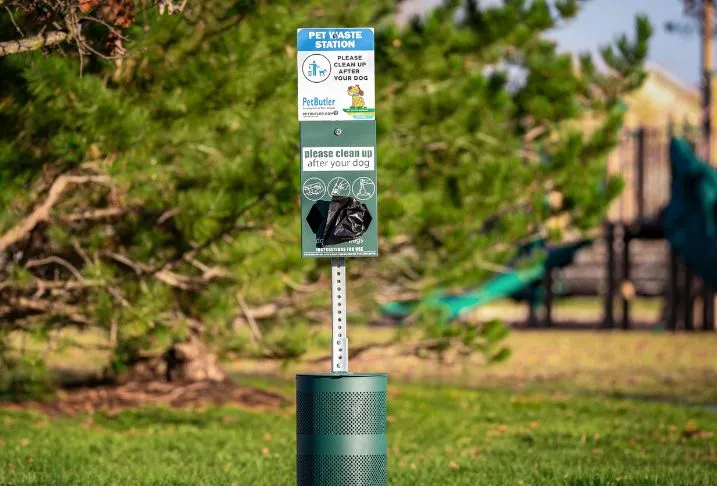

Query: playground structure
[602,126,715,332]
[382,125,717,332]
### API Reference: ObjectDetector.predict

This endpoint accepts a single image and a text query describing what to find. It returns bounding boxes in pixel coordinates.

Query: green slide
[663,138,717,289]
[381,240,592,321]
[383,138,717,323]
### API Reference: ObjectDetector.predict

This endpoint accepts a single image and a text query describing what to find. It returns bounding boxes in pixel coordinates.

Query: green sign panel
[300,121,378,257]
[298,28,377,258]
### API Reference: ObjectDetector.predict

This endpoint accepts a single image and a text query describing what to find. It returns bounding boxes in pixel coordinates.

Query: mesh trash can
[296,373,387,485]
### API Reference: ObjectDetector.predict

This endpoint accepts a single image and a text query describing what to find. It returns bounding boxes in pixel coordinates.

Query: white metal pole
[331,257,348,372]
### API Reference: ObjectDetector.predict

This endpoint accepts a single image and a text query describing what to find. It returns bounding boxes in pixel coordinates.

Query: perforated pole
[331,257,348,372]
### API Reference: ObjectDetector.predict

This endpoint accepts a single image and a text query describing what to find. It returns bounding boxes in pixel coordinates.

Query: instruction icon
[352,177,375,201]
[328,177,351,197]
[303,177,326,201]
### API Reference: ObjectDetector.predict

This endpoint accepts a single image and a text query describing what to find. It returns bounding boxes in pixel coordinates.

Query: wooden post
[544,269,554,328]
[666,118,678,331]
[621,227,631,330]
[704,290,716,331]
[636,127,646,221]
[701,0,716,331]
[604,222,616,328]
[527,302,538,328]
[668,248,679,331]
[702,0,715,159]
[684,266,695,331]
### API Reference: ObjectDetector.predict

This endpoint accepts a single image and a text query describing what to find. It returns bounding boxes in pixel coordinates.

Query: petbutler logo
[303,97,335,107]
[302,54,331,83]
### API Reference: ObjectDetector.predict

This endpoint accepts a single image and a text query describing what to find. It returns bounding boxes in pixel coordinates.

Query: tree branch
[0,279,106,292]
[0,297,91,326]
[0,29,73,57]
[235,293,264,343]
[308,340,397,364]
[306,338,458,364]
[280,275,320,293]
[25,256,85,282]
[101,251,229,291]
[0,174,111,254]
[61,207,124,223]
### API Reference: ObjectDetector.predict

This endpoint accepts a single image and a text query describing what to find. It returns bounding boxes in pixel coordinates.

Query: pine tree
[0,1,192,58]
[0,0,651,387]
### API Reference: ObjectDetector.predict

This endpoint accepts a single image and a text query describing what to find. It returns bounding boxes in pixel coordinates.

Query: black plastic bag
[323,196,372,245]
[306,196,372,247]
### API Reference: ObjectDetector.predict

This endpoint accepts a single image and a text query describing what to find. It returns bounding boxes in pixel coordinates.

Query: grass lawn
[0,381,716,485]
[471,297,662,324]
[233,328,717,405]
[2,318,717,484]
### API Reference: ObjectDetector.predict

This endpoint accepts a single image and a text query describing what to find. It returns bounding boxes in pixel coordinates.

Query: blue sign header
[297,28,374,52]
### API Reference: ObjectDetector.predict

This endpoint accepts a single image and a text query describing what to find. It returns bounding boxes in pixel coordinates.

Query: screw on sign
[296,27,386,486]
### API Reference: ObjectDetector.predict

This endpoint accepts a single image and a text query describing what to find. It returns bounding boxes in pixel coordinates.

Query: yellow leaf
[683,420,702,438]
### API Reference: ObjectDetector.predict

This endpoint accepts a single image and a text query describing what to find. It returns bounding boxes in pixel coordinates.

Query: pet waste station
[295,27,387,486]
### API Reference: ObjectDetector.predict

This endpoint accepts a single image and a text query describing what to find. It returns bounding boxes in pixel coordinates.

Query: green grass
[3,321,717,484]
[0,382,716,485]
[233,329,717,405]
[443,296,663,325]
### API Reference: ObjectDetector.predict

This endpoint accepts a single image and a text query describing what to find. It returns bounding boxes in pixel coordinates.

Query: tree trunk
[121,336,226,384]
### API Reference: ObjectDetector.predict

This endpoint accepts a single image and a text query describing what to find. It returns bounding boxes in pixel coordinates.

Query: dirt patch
[0,379,290,417]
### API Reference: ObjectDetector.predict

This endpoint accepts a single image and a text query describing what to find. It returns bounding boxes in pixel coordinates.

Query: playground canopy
[663,138,717,289]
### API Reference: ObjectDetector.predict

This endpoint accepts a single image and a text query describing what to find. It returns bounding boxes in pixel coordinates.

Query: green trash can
[296,373,387,485]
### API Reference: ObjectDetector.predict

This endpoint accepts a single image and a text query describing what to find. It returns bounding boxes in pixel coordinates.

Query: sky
[400,0,702,88]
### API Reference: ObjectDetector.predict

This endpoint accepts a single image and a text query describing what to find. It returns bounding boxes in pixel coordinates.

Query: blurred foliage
[0,0,652,383]
[0,335,52,399]
[411,303,512,364]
